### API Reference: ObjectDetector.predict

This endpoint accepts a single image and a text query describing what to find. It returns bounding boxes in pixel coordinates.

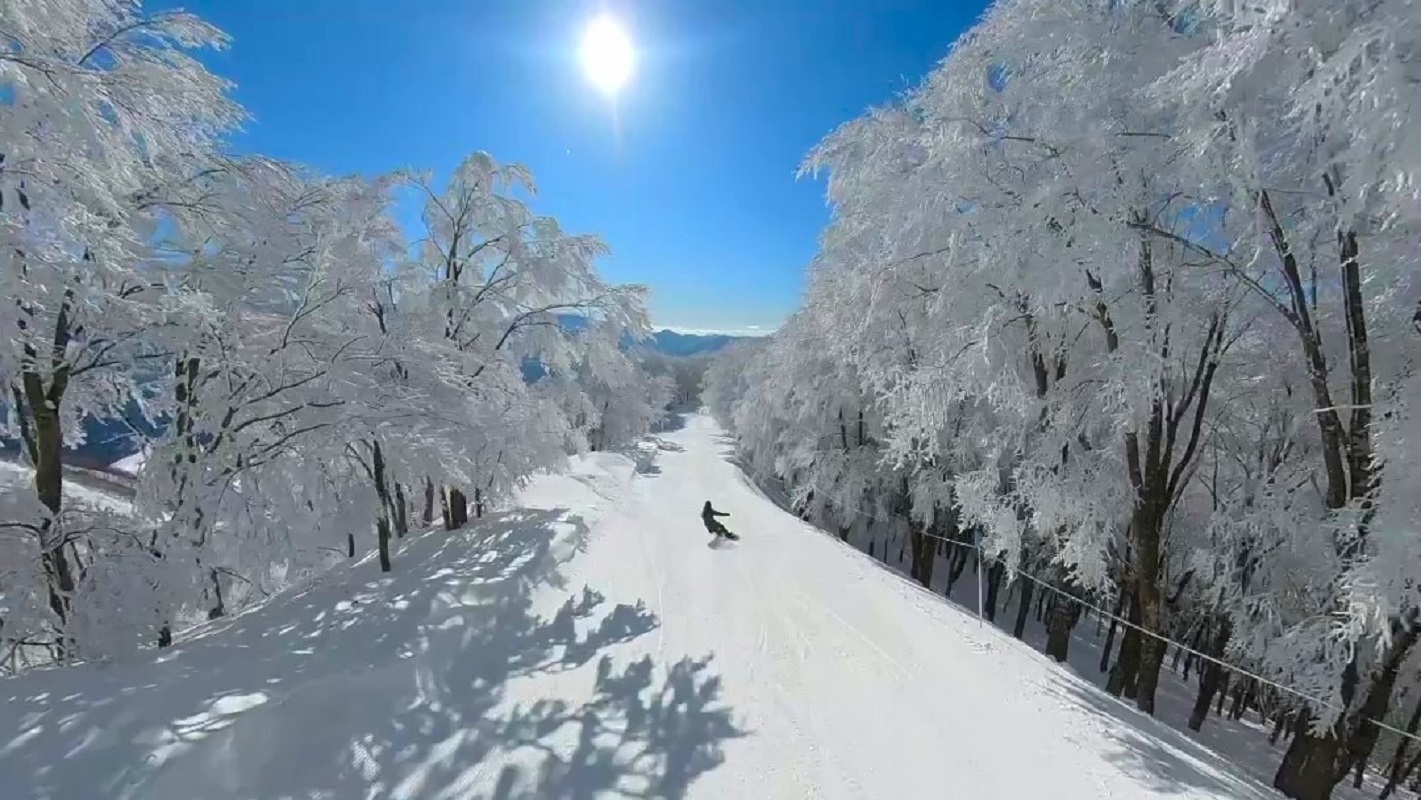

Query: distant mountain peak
[644,328,757,357]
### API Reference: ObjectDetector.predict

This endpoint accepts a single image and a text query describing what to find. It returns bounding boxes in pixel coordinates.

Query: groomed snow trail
[1,415,1276,800]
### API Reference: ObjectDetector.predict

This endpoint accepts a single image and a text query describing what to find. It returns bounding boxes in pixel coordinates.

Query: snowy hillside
[1,416,1275,800]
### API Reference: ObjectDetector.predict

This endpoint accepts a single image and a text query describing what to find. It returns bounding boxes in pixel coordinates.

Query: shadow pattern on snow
[1048,670,1277,798]
[711,429,1275,798]
[1,507,746,800]
[825,550,1276,799]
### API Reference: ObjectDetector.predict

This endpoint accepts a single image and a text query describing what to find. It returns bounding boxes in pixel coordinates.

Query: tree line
[0,1,675,672]
[704,2,1421,799]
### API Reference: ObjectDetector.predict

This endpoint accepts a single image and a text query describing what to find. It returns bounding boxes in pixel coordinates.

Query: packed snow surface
[1,415,1275,799]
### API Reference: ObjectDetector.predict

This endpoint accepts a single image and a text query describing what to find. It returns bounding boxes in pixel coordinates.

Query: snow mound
[0,420,1275,799]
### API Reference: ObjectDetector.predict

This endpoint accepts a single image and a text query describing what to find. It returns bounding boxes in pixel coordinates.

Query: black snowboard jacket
[701,501,729,528]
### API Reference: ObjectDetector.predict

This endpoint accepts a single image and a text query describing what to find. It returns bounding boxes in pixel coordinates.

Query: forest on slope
[703,2,1421,800]
[0,1,719,677]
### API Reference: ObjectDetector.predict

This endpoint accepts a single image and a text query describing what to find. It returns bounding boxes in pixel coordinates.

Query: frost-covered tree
[711,0,1421,796]
[0,0,242,660]
[0,2,658,669]
[403,152,649,528]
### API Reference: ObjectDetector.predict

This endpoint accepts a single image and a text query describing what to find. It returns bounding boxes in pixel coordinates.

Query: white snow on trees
[0,2,672,671]
[705,2,1421,798]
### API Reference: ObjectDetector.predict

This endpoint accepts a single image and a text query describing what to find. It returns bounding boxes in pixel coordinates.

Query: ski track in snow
[0,415,1282,800]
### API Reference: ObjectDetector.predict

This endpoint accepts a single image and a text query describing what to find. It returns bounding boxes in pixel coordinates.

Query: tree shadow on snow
[1048,671,1277,798]
[836,551,1278,799]
[0,507,747,800]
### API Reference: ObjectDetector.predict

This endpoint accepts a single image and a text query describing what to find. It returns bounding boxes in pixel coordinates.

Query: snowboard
[709,530,740,545]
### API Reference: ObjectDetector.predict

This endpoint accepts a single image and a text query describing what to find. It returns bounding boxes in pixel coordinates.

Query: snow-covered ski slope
[2,415,1277,800]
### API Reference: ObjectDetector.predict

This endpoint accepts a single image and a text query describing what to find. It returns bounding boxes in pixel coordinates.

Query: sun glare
[579,15,634,97]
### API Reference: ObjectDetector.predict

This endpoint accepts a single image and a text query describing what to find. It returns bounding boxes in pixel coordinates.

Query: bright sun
[578,15,634,96]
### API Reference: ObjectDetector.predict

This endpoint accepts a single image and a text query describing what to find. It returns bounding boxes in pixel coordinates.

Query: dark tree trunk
[1273,626,1417,799]
[1100,588,1127,674]
[1381,749,1421,800]
[1107,596,1143,698]
[1012,574,1034,640]
[447,488,469,529]
[1378,693,1421,799]
[1231,679,1254,721]
[347,531,357,558]
[944,537,971,595]
[394,482,409,538]
[1044,572,1077,663]
[370,441,394,573]
[908,518,936,590]
[423,477,435,525]
[1270,707,1292,745]
[28,392,76,657]
[983,558,1005,622]
[1044,599,1075,663]
[1188,618,1231,731]
[1181,620,1209,681]
[206,568,226,620]
[474,487,485,519]
[1274,711,1344,800]
[1131,501,1167,717]
[376,515,393,573]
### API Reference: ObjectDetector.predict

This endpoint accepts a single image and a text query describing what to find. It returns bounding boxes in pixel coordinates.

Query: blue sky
[161,0,983,335]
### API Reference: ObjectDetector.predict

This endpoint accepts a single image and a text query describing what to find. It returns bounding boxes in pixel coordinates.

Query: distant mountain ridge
[2,321,763,470]
[642,329,756,357]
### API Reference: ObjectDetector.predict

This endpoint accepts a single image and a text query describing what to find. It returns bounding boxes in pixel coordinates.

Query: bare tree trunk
[1012,573,1035,640]
[1131,500,1167,716]
[370,440,394,573]
[908,517,936,589]
[1188,618,1230,731]
[1183,622,1208,683]
[447,488,469,529]
[27,390,76,658]
[944,534,971,595]
[1231,678,1254,721]
[1379,694,1421,799]
[1380,750,1421,800]
[1100,588,1126,673]
[1274,626,1417,800]
[1270,707,1292,746]
[1274,710,1342,800]
[394,482,409,538]
[1107,594,1142,699]
[983,557,1005,622]
[1044,580,1076,663]
[423,477,435,525]
[206,567,226,620]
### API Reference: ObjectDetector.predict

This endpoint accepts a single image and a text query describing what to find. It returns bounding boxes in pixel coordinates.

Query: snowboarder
[701,500,738,540]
